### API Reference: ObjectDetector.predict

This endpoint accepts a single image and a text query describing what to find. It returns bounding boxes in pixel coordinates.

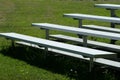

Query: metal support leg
[11,40,15,48]
[110,9,116,28]
[110,24,117,44]
[78,19,88,47]
[89,57,94,72]
[78,19,83,38]
[107,9,117,44]
[83,35,87,47]
[11,40,15,52]
[45,29,50,40]
[45,29,49,58]
[78,19,83,28]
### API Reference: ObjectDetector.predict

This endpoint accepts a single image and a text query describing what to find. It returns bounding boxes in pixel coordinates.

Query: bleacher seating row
[0,4,120,72]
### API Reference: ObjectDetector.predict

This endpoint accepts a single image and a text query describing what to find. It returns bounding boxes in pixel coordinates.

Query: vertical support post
[46,29,50,40]
[89,57,94,72]
[107,9,117,44]
[83,35,87,47]
[11,40,15,48]
[78,19,83,28]
[78,19,83,38]
[110,9,116,28]
[45,29,49,58]
[78,19,88,47]
[110,9,116,44]
[11,40,15,52]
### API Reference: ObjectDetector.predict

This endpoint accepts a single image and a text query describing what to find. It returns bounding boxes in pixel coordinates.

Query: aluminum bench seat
[83,25,120,33]
[63,13,120,23]
[63,13,120,44]
[0,32,115,58]
[95,4,120,10]
[50,34,120,53]
[0,32,116,71]
[32,23,120,40]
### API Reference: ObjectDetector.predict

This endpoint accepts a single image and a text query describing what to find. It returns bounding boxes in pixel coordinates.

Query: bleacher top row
[63,13,120,23]
[95,4,120,9]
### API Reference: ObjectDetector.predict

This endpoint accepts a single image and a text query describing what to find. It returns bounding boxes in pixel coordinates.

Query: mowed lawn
[0,0,120,80]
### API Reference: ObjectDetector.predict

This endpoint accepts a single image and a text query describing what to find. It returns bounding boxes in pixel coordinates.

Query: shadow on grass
[0,45,119,80]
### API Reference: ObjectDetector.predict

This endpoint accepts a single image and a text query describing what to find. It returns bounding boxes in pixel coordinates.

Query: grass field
[0,0,120,80]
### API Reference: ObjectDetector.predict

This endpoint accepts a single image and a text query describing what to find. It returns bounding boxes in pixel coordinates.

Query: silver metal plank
[50,34,120,52]
[63,13,120,23]
[15,41,84,58]
[16,41,120,69]
[32,23,120,40]
[95,4,120,9]
[93,58,120,68]
[83,25,120,33]
[0,32,115,58]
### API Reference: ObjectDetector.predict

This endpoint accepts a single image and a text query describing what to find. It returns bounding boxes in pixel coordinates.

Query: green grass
[0,0,120,80]
[0,53,71,80]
